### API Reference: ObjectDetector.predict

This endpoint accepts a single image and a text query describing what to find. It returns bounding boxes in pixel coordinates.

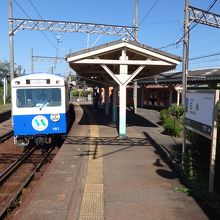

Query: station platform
[12,103,210,220]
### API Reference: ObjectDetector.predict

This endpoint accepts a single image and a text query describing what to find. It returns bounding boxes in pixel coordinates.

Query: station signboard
[185,90,215,138]
[185,89,219,193]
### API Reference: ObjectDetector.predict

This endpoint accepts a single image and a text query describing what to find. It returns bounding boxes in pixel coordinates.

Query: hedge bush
[163,116,183,137]
[71,88,92,97]
[168,103,184,120]
[160,104,184,137]
[159,108,169,123]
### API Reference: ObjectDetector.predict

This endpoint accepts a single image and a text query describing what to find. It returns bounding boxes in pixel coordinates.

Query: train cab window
[16,88,61,108]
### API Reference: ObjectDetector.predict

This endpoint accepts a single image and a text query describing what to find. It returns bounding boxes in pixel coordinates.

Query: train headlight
[50,113,60,122]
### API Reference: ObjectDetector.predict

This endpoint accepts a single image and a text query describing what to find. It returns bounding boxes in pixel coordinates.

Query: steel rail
[0,131,14,143]
[0,110,11,123]
[0,146,37,185]
[0,146,54,219]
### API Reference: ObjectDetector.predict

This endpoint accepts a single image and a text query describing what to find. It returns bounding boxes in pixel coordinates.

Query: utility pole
[9,0,14,80]
[182,0,190,165]
[135,0,138,41]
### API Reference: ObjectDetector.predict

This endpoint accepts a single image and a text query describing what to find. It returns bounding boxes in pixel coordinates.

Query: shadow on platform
[79,104,157,128]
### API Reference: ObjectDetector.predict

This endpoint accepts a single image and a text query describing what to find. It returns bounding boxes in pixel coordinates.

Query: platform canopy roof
[136,67,220,86]
[66,39,181,86]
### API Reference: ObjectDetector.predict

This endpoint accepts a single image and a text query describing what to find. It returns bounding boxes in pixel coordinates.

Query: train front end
[11,73,69,146]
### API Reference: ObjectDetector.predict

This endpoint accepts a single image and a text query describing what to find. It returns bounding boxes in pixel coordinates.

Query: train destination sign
[185,91,215,138]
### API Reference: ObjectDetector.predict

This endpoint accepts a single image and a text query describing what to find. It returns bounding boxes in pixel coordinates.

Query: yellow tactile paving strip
[79,119,104,220]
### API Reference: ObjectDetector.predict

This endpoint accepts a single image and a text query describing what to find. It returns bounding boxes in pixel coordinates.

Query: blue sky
[1,0,220,76]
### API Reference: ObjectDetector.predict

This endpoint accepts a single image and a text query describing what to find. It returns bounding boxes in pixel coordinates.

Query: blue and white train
[11,73,71,146]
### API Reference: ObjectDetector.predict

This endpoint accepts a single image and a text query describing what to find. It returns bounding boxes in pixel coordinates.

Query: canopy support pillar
[112,87,118,123]
[101,50,146,138]
[141,84,144,108]
[133,81,137,113]
[105,86,109,114]
[119,84,127,137]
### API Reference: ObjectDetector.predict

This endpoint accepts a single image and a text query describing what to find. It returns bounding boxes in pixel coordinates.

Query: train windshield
[16,88,61,108]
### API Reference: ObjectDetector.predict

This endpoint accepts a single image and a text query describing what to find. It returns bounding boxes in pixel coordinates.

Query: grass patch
[172,186,191,194]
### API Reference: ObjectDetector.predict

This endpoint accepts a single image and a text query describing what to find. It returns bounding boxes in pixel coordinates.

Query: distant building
[127,67,220,108]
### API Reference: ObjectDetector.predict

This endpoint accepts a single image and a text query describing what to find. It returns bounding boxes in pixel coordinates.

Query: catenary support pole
[135,0,138,41]
[9,0,14,124]
[9,0,14,81]
[182,0,190,166]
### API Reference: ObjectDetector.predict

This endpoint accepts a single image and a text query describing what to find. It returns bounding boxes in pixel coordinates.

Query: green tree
[70,74,77,81]
[0,61,23,83]
[0,61,10,83]
[0,61,23,105]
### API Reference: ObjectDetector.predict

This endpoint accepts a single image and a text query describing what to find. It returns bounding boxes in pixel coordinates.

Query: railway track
[0,112,13,144]
[0,144,58,219]
[0,131,14,144]
[0,110,11,123]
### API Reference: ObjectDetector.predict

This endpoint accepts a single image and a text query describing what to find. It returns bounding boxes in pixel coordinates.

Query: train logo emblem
[32,115,48,131]
[50,113,60,122]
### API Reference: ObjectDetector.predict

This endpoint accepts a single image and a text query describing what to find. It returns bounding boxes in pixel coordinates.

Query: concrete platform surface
[12,104,212,220]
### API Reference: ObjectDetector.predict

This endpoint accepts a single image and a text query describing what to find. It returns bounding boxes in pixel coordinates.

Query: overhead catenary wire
[144,20,181,25]
[13,0,57,50]
[28,0,58,41]
[159,0,219,50]
[27,0,63,72]
[189,52,220,61]
[189,52,220,69]
[139,0,160,26]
